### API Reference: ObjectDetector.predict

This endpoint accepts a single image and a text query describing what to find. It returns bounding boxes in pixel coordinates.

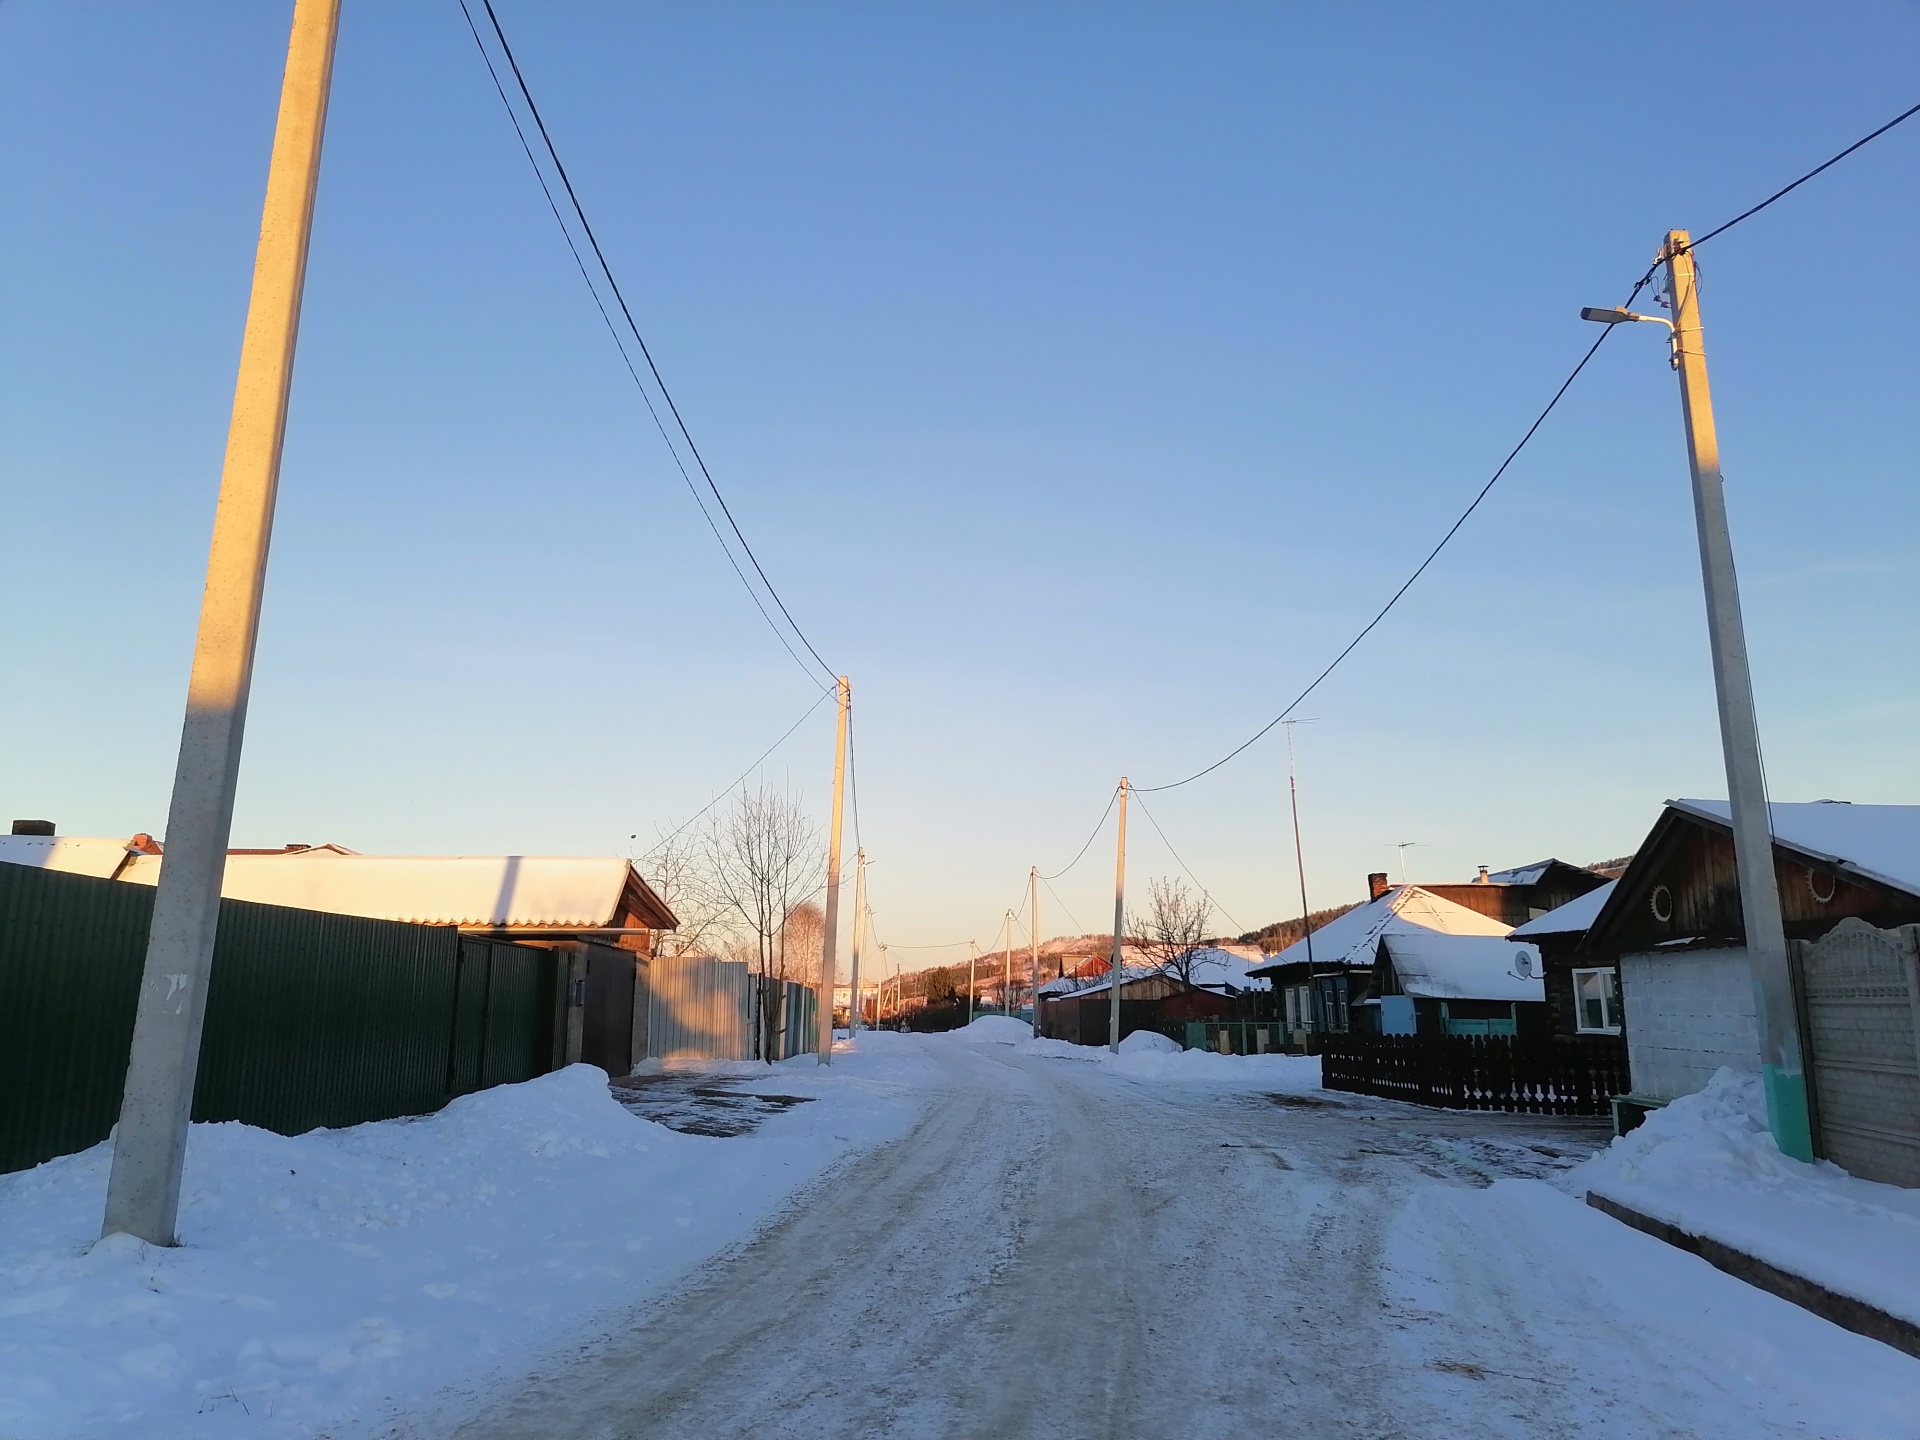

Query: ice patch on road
[0,1047,932,1440]
[1562,1067,1920,1329]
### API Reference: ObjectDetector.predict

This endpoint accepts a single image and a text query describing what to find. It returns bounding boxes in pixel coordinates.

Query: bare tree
[778,901,825,987]
[638,825,734,959]
[1131,876,1213,992]
[699,784,822,1060]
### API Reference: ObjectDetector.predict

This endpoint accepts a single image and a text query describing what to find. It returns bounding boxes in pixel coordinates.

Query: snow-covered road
[400,1035,1920,1440]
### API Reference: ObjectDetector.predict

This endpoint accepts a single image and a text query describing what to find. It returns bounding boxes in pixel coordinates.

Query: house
[1508,880,1621,1040]
[1035,946,1263,1046]
[1246,882,1515,1047]
[0,827,678,1075]
[1395,859,1612,928]
[1357,931,1546,1037]
[1585,800,1920,1119]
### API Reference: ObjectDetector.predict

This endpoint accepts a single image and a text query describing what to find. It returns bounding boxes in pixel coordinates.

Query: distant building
[1357,931,1546,1038]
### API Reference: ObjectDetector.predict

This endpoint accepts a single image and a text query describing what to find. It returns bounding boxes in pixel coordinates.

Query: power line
[1039,784,1120,880]
[1135,97,1918,794]
[634,689,833,862]
[460,0,838,688]
[1128,790,1244,934]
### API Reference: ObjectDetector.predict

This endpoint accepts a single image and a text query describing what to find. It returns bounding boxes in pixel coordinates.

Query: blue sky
[3,2,1916,955]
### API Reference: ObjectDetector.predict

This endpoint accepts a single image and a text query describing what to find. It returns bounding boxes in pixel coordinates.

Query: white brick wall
[1620,947,1762,1101]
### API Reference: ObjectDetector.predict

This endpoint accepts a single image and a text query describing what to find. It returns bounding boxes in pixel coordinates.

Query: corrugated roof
[1248,885,1512,978]
[111,851,643,927]
[1510,880,1617,938]
[0,835,138,878]
[1379,932,1544,1003]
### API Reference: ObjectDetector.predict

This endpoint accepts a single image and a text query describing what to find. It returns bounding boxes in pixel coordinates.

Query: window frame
[1571,966,1621,1035]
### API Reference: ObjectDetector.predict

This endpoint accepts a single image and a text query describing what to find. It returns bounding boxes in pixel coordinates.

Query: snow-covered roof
[0,834,141,878]
[1379,932,1544,1003]
[1670,799,1920,898]
[1486,860,1554,886]
[1064,964,1159,999]
[1510,880,1617,938]
[0,836,673,929]
[1036,976,1083,997]
[111,851,659,928]
[1247,885,1511,979]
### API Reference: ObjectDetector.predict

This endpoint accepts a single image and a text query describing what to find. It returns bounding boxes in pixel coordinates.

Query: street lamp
[1581,233,1811,1162]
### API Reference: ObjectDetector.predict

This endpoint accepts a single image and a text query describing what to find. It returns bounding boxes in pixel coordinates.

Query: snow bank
[949,1015,1033,1044]
[0,1056,929,1439]
[1562,1068,1920,1329]
[1387,1178,1920,1438]
[930,1027,1323,1090]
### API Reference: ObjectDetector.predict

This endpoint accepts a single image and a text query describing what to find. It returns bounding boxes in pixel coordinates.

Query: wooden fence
[1321,1033,1628,1115]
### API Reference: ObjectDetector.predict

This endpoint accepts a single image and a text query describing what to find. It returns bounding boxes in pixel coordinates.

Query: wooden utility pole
[1107,779,1130,1053]
[1004,909,1015,1013]
[103,0,341,1246]
[847,849,867,1032]
[1660,232,1809,1158]
[1028,866,1040,1036]
[817,677,850,1065]
[1283,721,1315,973]
[967,942,978,1027]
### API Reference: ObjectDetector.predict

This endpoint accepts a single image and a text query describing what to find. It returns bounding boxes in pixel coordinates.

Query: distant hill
[1236,903,1360,953]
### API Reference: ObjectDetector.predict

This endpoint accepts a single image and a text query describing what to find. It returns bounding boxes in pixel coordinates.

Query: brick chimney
[1476,865,1491,884]
[1367,871,1391,900]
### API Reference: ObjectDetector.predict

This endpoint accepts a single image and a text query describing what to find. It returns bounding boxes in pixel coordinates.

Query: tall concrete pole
[1029,866,1040,1036]
[817,677,849,1065]
[1004,909,1015,1013]
[968,942,977,1027]
[847,849,867,1033]
[1107,779,1130,1053]
[102,0,341,1246]
[1661,231,1810,1160]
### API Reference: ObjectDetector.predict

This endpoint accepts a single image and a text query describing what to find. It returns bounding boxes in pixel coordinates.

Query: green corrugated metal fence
[0,862,558,1175]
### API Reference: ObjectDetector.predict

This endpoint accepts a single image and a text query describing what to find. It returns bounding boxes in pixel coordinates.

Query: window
[1573,967,1621,1034]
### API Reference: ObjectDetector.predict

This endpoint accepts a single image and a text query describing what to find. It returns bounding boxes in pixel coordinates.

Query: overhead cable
[459,0,837,688]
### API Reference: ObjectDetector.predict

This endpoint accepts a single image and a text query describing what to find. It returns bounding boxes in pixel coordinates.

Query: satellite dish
[1513,951,1533,979]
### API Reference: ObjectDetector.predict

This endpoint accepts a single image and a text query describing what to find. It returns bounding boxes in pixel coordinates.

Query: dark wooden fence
[1321,1033,1628,1114]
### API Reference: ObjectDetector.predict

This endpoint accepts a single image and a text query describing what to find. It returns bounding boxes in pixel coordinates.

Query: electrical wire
[1134,97,1918,794]
[634,689,833,862]
[459,0,838,689]
[1038,784,1121,880]
[1128,790,1245,934]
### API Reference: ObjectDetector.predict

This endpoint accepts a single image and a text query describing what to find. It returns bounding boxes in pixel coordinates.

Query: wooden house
[1508,880,1621,1041]
[1356,931,1548,1038]
[1585,800,1920,1112]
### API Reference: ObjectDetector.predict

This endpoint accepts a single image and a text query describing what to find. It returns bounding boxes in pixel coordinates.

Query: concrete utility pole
[1004,909,1015,1013]
[1029,866,1040,1036]
[1283,721,1315,973]
[1107,779,1130,1054]
[817,677,850,1065]
[1580,237,1809,1159]
[847,850,867,1033]
[102,0,341,1247]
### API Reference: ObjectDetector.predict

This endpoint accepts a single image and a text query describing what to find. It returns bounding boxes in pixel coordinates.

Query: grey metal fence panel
[1798,920,1920,1188]
[648,955,751,1061]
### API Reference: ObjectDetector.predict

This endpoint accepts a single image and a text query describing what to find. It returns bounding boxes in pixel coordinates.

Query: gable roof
[1378,932,1545,1003]
[1247,885,1512,978]
[1509,880,1618,938]
[1670,799,1920,897]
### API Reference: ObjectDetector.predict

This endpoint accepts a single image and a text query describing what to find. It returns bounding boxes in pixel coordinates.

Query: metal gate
[580,943,637,1076]
[1795,919,1920,1187]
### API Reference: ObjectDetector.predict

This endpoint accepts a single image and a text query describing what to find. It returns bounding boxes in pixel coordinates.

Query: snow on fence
[1321,1033,1628,1114]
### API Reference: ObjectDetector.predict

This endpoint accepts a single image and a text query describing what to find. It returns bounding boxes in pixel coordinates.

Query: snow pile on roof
[114,852,638,928]
[1510,880,1617,938]
[951,1015,1033,1044]
[0,1057,930,1439]
[1563,1067,1920,1330]
[1378,933,1544,1003]
[0,835,137,878]
[1249,886,1511,978]
[1672,799,1920,897]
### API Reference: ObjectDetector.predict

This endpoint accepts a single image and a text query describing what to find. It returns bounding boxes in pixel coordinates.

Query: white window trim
[1571,966,1622,1035]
